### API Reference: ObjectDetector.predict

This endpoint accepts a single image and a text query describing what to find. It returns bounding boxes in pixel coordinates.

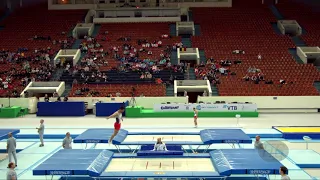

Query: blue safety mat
[33,149,114,177]
[200,129,252,144]
[73,129,128,144]
[0,129,20,140]
[211,149,283,176]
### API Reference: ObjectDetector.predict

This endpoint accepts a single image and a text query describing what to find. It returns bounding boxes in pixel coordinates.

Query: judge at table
[152,138,168,151]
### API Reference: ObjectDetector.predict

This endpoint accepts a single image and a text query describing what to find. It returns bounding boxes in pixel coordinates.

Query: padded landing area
[33,149,114,176]
[102,158,220,177]
[106,158,215,171]
[211,149,283,176]
[273,126,320,139]
[288,150,320,168]
[73,129,128,144]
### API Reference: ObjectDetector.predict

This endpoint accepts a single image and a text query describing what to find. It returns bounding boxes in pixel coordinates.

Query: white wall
[4,96,320,113]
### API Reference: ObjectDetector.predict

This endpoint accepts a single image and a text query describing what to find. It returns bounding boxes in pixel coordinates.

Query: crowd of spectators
[67,34,184,86]
[195,50,289,87]
[0,32,75,97]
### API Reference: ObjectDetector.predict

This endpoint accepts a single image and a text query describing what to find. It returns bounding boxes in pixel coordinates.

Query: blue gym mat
[73,129,129,144]
[33,149,114,177]
[73,128,252,145]
[200,129,252,144]
[0,129,20,140]
[211,149,283,176]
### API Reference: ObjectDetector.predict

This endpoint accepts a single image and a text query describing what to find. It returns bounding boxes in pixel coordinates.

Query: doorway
[187,92,202,103]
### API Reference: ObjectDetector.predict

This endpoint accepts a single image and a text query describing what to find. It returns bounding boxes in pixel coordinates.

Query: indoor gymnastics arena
[1,0,320,179]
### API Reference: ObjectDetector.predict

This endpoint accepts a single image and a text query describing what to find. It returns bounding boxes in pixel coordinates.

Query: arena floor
[0,113,320,179]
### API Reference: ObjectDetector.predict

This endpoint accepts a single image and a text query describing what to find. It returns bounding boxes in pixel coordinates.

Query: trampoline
[73,128,252,152]
[33,149,283,178]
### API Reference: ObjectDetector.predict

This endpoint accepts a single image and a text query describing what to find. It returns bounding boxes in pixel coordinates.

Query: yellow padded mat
[276,127,320,133]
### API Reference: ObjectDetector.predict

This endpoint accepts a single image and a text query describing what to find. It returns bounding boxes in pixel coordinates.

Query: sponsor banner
[153,104,257,112]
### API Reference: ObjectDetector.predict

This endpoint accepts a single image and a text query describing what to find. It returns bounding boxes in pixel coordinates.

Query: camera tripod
[129,96,136,107]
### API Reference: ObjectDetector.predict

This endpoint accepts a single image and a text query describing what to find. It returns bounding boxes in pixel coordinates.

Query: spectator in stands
[53,91,58,98]
[184,90,188,97]
[254,135,264,149]
[234,59,242,64]
[203,90,208,96]
[280,79,286,85]
[116,92,121,97]
[152,138,167,151]
[258,53,262,60]
[280,166,290,180]
[75,89,83,96]
[265,80,273,84]
[44,94,49,102]
[56,97,61,102]
[63,96,68,102]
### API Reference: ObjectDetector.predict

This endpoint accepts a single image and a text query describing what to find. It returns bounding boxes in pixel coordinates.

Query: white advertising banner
[153,103,257,112]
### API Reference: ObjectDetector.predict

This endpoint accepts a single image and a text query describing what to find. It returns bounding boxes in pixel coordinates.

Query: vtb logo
[227,106,237,110]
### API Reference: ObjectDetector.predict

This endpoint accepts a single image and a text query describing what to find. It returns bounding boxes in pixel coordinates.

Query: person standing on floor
[7,162,17,180]
[36,119,45,147]
[6,133,17,167]
[62,132,72,149]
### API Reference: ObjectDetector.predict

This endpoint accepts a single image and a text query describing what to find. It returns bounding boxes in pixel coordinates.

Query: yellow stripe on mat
[276,127,320,133]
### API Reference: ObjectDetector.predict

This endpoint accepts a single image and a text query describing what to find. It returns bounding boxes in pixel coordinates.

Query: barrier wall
[95,101,129,116]
[198,96,320,112]
[37,96,188,109]
[1,96,320,113]
[37,102,86,116]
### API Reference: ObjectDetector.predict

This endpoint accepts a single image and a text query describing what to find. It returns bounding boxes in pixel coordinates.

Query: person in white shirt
[62,132,72,149]
[36,119,45,147]
[152,138,168,151]
[106,107,125,144]
[258,54,262,60]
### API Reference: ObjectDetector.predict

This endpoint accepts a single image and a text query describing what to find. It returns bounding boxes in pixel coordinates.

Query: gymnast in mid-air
[106,107,125,144]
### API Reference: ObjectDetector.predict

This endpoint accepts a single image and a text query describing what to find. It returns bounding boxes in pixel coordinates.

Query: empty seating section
[191,4,320,96]
[70,84,166,97]
[276,1,320,47]
[0,5,84,52]
[95,23,181,71]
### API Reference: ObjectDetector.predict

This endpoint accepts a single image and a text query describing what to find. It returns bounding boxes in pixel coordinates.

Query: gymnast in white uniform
[152,138,168,151]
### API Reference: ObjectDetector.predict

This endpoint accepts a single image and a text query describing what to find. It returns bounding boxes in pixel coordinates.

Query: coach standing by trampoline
[36,119,45,147]
[7,133,17,167]
[62,132,72,149]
